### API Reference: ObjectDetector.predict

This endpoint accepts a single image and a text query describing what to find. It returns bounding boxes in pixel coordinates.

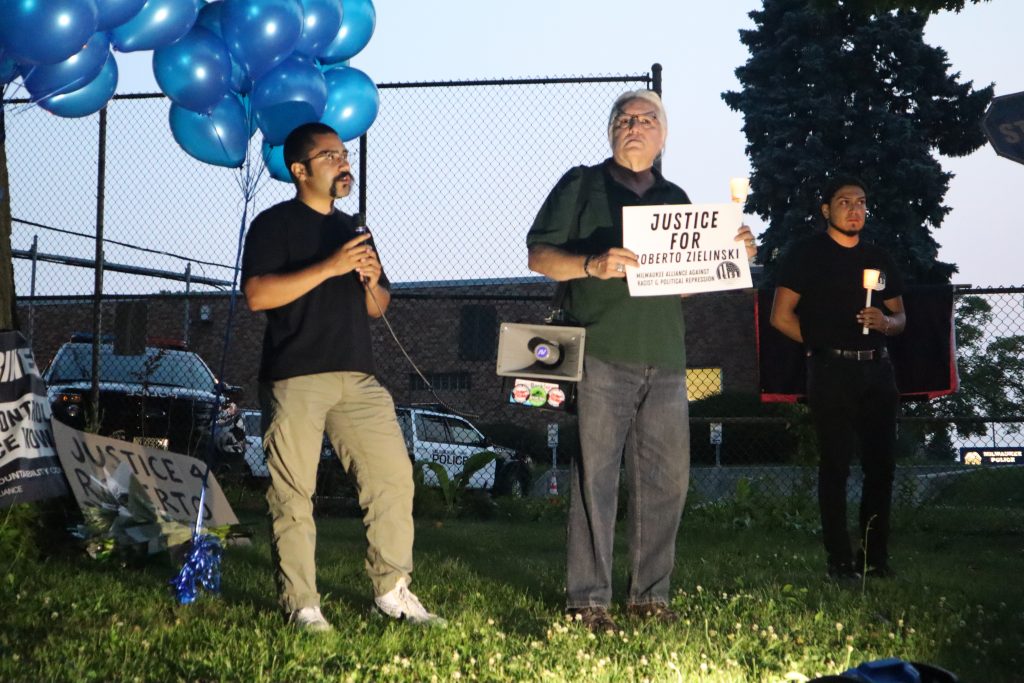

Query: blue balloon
[320,66,378,141]
[110,0,200,53]
[194,1,251,93]
[319,0,374,64]
[153,26,231,113]
[37,51,118,118]
[170,91,249,167]
[1,51,22,86]
[0,0,99,65]
[95,0,147,30]
[222,0,303,82]
[261,141,292,182]
[252,54,327,146]
[294,0,343,57]
[24,33,110,102]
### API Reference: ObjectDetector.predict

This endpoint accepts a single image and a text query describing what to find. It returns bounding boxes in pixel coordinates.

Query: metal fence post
[652,62,663,173]
[359,132,368,225]
[90,107,108,422]
[28,234,37,342]
[183,262,192,345]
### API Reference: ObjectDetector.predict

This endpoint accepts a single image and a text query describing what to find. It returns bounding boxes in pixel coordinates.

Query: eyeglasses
[301,149,349,165]
[612,113,659,130]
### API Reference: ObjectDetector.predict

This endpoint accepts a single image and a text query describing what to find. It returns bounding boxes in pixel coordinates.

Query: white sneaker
[289,606,333,632]
[374,577,445,625]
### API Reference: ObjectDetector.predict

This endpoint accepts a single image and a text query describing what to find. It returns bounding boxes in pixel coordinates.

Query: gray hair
[606,90,668,149]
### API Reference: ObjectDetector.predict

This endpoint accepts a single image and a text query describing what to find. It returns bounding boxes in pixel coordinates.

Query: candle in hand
[729,177,750,204]
[862,269,882,334]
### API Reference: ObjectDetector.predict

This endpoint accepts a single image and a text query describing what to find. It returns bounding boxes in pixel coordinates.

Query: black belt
[808,347,888,361]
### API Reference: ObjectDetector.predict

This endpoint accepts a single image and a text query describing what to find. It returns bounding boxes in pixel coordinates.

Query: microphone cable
[365,284,483,420]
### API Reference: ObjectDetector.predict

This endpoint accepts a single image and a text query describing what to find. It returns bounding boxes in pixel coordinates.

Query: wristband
[583,254,595,277]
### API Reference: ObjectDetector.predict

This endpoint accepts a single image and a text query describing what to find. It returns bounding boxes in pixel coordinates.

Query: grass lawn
[1,490,1021,682]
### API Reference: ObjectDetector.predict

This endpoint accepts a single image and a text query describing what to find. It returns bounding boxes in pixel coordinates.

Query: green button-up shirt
[527,159,690,370]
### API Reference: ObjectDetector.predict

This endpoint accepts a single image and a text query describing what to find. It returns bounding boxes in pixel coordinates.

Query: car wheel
[506,476,527,499]
[494,465,530,498]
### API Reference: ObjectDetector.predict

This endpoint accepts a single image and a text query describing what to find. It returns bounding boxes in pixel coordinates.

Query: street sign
[709,422,723,445]
[547,423,559,448]
[959,447,1022,465]
[982,91,1024,165]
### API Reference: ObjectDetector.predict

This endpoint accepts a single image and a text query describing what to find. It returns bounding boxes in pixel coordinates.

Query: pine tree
[723,0,993,284]
[822,0,988,13]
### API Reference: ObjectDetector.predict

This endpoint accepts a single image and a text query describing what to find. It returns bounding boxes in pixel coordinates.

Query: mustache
[329,172,353,198]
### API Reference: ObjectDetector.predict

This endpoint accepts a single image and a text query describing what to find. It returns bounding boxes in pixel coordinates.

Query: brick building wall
[18,280,760,440]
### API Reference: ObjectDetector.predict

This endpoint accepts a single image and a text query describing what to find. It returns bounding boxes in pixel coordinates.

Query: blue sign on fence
[959,447,1023,465]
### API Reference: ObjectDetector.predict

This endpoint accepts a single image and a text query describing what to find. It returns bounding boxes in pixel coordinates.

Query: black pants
[807,354,898,569]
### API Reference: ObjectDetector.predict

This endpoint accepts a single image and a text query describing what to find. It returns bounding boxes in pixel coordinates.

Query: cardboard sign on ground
[52,420,238,528]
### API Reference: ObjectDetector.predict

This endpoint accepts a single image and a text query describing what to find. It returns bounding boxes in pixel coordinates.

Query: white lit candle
[862,269,881,334]
[729,177,750,204]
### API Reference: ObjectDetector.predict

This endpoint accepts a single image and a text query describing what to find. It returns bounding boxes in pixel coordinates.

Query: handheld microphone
[354,211,370,237]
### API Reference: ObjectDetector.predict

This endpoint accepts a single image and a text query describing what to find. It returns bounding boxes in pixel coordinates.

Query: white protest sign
[52,420,238,528]
[622,203,752,296]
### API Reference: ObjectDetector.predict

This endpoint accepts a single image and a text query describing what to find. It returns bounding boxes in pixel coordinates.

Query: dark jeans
[807,354,898,570]
[566,355,690,608]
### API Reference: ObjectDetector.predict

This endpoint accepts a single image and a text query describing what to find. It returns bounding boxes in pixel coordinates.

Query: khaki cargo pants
[260,371,414,613]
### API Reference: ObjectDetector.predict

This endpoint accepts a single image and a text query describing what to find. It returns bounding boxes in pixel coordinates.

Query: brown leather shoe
[626,602,679,624]
[566,606,620,634]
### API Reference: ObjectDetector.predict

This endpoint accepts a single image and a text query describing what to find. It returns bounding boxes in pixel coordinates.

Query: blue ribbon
[170,533,223,605]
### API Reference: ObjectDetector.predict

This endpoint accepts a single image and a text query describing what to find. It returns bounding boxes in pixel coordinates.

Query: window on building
[409,371,471,391]
[459,305,497,361]
[687,367,722,401]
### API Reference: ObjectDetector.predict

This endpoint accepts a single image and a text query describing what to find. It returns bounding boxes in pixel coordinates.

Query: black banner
[757,285,959,402]
[0,331,68,508]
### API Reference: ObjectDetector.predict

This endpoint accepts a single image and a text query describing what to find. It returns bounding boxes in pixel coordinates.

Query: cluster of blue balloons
[0,0,380,175]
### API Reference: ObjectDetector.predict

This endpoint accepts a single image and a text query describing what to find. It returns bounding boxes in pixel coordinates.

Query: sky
[112,1,1023,288]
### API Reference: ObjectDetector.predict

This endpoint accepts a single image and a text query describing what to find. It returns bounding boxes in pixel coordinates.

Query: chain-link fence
[4,68,656,494]
[4,69,1023,524]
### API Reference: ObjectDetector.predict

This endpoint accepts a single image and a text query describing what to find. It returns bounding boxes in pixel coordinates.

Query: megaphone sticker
[511,380,566,409]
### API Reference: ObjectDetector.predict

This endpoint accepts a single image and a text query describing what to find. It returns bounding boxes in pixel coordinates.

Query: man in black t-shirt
[770,176,906,580]
[242,123,439,631]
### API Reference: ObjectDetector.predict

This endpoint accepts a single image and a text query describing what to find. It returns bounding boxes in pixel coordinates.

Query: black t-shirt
[776,231,904,351]
[241,199,388,381]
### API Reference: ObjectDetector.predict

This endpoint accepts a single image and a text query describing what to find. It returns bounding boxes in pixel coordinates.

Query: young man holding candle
[769,176,906,581]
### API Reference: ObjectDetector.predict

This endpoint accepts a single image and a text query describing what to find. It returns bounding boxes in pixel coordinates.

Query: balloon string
[189,110,262,530]
[6,81,36,116]
[8,68,92,116]
[28,72,92,108]
[175,99,261,606]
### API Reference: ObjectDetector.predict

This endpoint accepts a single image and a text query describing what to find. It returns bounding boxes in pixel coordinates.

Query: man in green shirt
[527,91,755,632]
